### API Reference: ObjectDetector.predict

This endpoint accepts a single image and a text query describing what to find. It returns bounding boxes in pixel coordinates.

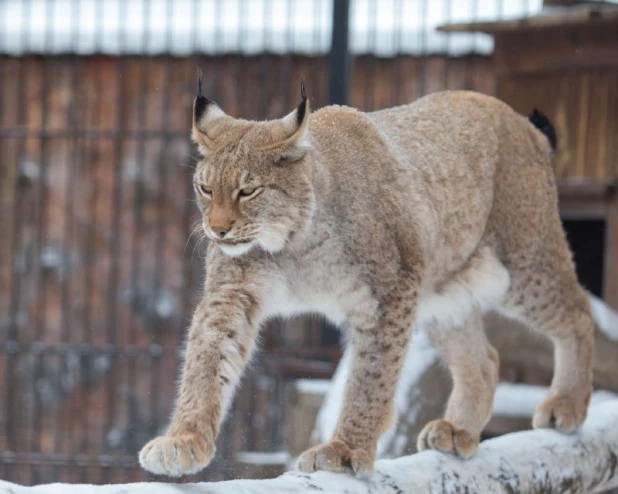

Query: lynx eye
[197,184,212,197]
[238,187,263,200]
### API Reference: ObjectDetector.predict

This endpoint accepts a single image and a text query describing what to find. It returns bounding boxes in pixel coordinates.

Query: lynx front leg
[417,308,499,458]
[139,284,261,477]
[297,287,416,478]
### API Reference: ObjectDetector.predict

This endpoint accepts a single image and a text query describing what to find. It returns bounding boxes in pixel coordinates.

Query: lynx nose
[211,226,230,238]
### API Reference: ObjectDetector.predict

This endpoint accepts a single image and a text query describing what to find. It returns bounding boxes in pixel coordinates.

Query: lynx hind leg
[501,248,594,433]
[418,308,499,458]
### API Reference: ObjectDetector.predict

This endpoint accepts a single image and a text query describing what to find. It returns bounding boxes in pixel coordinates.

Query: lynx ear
[261,81,312,163]
[191,75,228,155]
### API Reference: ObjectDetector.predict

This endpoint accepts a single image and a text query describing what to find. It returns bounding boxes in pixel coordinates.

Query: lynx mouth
[215,238,253,246]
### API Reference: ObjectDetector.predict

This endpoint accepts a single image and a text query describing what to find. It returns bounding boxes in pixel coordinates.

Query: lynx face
[194,145,315,257]
[192,84,315,257]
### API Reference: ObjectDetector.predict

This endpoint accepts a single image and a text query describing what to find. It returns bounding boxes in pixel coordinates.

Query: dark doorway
[562,219,606,298]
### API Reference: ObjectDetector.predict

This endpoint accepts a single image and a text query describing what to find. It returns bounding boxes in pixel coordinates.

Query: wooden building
[441,1,618,310]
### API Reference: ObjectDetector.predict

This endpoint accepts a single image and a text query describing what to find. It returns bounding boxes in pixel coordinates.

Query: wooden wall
[495,24,618,182]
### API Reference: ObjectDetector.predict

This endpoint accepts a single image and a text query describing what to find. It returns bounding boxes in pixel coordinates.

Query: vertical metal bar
[236,0,247,113]
[81,0,105,477]
[260,0,273,117]
[281,0,295,111]
[180,1,199,332]
[213,0,223,100]
[364,0,377,110]
[149,0,174,448]
[102,0,128,480]
[0,0,6,466]
[125,1,151,480]
[329,0,350,106]
[442,0,453,90]
[311,0,323,108]
[418,0,428,97]
[464,0,480,90]
[30,0,55,482]
[129,0,151,352]
[57,0,83,466]
[392,0,404,106]
[5,0,32,462]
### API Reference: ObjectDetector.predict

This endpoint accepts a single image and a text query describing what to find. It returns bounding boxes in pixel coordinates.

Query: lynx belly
[415,247,510,331]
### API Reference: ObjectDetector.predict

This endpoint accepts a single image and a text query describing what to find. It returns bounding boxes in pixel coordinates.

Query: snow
[493,382,618,418]
[295,379,331,396]
[0,0,547,56]
[2,400,617,493]
[236,451,291,465]
[589,293,618,341]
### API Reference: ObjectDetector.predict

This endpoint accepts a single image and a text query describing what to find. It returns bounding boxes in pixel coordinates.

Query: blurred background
[0,0,617,486]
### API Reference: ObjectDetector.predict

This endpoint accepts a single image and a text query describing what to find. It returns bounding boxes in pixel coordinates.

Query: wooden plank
[498,72,616,182]
[604,189,618,310]
[438,4,618,34]
[586,72,611,181]
[494,24,618,76]
[557,181,614,219]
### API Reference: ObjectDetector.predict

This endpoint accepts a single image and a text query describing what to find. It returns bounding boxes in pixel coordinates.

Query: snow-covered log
[2,401,618,494]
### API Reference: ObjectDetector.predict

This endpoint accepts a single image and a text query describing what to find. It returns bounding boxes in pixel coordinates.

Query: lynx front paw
[138,432,215,477]
[296,440,373,478]
[417,419,478,459]
[532,391,589,433]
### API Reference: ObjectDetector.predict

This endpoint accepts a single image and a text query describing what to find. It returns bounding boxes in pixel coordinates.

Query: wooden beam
[438,4,618,34]
[604,188,618,310]
[494,24,618,76]
[557,180,615,219]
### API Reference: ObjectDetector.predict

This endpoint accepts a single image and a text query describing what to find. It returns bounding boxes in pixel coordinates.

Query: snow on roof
[0,0,545,57]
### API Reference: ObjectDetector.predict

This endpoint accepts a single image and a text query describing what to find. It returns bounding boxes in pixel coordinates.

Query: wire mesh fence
[0,0,543,485]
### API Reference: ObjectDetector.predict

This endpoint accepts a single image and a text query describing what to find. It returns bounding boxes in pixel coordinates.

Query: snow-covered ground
[2,400,617,493]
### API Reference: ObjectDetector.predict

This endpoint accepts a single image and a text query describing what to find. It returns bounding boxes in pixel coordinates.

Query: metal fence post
[329,0,350,106]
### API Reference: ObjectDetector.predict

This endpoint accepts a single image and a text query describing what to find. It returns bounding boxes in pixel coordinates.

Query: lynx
[138,80,594,478]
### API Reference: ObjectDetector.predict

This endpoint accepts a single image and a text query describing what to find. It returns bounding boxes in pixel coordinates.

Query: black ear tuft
[296,79,308,127]
[194,71,212,123]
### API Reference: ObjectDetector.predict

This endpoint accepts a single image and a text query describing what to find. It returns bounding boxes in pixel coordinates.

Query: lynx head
[191,78,315,257]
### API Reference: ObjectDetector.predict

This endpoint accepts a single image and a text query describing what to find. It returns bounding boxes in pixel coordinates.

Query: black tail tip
[529,108,557,151]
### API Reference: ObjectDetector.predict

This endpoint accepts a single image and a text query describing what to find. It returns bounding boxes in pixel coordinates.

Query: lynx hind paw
[417,419,479,459]
[533,392,589,433]
[138,432,215,477]
[296,440,374,479]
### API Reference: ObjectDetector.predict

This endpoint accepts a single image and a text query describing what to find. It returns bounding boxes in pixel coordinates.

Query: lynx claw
[417,419,478,459]
[138,432,215,477]
[533,392,589,433]
[296,440,373,479]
